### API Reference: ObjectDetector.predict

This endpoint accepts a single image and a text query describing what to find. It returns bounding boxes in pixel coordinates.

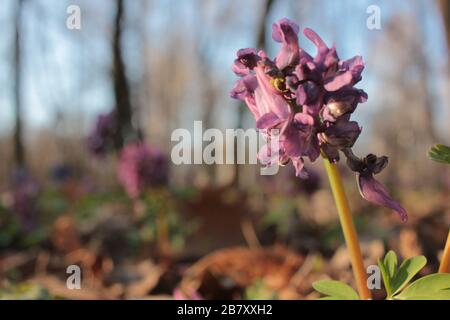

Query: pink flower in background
[117,143,169,199]
[173,287,203,300]
[230,18,408,221]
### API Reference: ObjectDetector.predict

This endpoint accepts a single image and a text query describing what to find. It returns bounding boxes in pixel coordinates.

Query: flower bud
[363,154,388,175]
[320,120,361,149]
[326,99,354,119]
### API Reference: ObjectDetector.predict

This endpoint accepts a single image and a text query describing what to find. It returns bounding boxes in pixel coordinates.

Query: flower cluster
[117,143,169,199]
[86,111,117,157]
[230,18,407,221]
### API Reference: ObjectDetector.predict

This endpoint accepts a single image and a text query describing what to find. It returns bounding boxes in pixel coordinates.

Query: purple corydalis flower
[173,287,203,300]
[230,17,408,221]
[117,143,169,199]
[86,111,117,157]
[230,18,364,176]
[11,169,40,230]
[272,18,300,70]
[358,174,408,222]
[345,151,408,222]
[319,119,361,149]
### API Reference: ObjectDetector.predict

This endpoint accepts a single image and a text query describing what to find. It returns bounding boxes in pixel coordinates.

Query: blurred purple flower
[173,287,203,300]
[11,169,40,230]
[86,111,117,157]
[49,163,73,184]
[230,18,407,221]
[117,143,169,199]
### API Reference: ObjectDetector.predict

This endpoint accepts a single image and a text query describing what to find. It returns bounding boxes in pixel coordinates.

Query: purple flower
[86,111,117,157]
[230,18,408,221]
[173,287,203,300]
[319,119,361,149]
[358,174,408,222]
[49,163,73,184]
[117,143,169,199]
[346,152,408,222]
[11,169,40,230]
[272,18,300,70]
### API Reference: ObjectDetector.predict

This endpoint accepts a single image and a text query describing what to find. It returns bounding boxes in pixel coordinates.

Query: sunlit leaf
[313,280,359,300]
[384,251,398,281]
[391,255,427,296]
[395,273,450,300]
[378,259,392,297]
[428,144,450,164]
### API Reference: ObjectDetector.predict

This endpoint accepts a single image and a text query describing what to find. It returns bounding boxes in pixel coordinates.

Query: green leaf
[395,274,450,300]
[384,251,398,279]
[378,259,392,297]
[391,255,427,296]
[428,144,450,164]
[312,280,359,300]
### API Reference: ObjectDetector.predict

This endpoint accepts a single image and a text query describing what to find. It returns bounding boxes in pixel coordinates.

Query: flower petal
[254,65,290,119]
[320,120,361,148]
[323,71,353,91]
[357,173,408,222]
[296,81,318,106]
[272,18,300,69]
[232,48,260,76]
[256,112,283,129]
[291,157,307,178]
[303,28,329,63]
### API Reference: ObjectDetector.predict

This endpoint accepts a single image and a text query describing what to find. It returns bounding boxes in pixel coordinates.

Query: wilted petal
[272,18,300,69]
[358,173,408,222]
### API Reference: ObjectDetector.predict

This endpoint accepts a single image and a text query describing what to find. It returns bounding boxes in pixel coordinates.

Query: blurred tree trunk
[438,0,450,52]
[232,0,275,187]
[112,0,135,149]
[13,0,25,169]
